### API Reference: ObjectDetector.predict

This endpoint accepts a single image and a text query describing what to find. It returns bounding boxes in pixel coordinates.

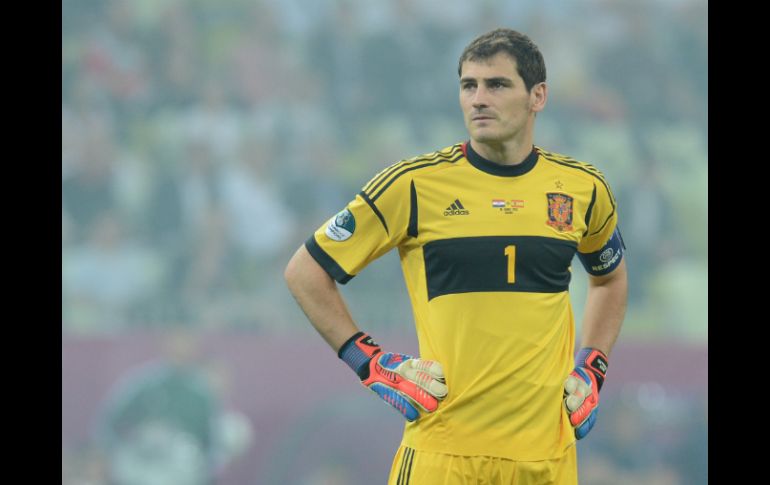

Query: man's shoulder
[393,142,466,172]
[399,142,466,177]
[361,142,466,198]
[536,146,609,183]
[410,142,466,162]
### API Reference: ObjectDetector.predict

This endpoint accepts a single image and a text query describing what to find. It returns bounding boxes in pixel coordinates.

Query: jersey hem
[398,438,578,463]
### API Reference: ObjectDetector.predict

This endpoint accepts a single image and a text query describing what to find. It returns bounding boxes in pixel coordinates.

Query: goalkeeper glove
[563,347,608,440]
[338,331,447,421]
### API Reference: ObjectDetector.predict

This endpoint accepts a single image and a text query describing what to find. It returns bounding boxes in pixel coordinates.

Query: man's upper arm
[586,257,627,286]
[577,178,625,277]
[304,166,414,284]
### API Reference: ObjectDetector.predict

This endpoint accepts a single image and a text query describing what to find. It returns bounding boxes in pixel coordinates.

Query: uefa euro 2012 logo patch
[326,208,356,241]
[545,193,574,232]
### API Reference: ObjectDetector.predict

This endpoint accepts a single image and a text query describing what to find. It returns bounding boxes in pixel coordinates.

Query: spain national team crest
[545,193,574,232]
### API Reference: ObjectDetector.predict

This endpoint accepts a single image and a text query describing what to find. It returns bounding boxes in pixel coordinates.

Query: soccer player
[285,28,627,484]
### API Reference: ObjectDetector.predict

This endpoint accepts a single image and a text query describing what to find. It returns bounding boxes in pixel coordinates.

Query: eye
[461,82,476,91]
[489,81,505,89]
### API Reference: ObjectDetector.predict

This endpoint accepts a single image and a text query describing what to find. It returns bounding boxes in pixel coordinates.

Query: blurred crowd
[62,0,707,338]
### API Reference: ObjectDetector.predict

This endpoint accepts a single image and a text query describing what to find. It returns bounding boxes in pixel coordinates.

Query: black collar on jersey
[465,141,539,177]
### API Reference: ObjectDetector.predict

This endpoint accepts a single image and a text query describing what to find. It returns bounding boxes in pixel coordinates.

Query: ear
[530,82,548,113]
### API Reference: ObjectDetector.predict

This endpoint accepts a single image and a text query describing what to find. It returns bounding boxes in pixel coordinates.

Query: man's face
[459,52,545,145]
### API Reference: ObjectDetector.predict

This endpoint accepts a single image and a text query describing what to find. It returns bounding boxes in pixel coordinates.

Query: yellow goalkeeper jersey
[306,141,619,461]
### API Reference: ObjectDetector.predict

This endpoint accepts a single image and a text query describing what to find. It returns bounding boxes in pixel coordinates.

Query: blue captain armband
[577,227,625,276]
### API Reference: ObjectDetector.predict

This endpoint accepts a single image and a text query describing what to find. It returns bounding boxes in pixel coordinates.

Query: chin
[471,130,502,144]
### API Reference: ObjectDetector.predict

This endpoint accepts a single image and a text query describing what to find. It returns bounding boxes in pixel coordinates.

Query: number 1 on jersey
[504,245,516,284]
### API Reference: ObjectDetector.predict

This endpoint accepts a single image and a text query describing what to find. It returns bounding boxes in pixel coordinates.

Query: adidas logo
[444,199,470,216]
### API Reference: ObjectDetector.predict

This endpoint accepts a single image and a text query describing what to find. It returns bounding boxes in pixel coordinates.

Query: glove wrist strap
[338,331,382,380]
[576,347,608,391]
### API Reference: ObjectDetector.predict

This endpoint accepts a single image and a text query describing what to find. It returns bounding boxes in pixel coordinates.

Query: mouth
[472,116,494,121]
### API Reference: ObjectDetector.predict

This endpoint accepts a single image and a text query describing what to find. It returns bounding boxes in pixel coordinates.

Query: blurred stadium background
[62,0,707,483]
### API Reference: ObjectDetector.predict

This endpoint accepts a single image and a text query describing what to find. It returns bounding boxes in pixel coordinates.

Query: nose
[471,86,489,110]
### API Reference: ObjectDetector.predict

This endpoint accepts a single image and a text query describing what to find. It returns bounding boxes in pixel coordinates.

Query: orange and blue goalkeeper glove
[564,347,608,440]
[338,331,447,421]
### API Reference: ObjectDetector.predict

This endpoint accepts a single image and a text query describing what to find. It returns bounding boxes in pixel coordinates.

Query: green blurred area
[62,0,707,343]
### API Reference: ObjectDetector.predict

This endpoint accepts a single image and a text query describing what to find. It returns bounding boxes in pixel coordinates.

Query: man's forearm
[580,259,628,357]
[284,245,359,352]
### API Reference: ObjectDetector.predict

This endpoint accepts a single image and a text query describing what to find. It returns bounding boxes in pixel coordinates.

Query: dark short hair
[457,28,546,92]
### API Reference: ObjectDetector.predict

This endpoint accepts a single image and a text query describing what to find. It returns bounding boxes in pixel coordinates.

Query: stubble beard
[470,125,507,145]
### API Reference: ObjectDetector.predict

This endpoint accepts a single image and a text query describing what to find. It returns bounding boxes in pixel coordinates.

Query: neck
[470,135,534,166]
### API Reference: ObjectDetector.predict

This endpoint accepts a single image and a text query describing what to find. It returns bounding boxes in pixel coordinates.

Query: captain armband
[577,227,625,276]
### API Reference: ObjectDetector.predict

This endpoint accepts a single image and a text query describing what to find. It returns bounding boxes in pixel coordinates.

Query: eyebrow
[459,76,513,85]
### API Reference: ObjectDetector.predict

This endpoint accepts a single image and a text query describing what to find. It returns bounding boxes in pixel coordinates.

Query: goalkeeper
[285,28,627,485]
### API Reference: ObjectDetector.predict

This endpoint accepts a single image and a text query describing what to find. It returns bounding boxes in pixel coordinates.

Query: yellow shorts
[387,444,577,485]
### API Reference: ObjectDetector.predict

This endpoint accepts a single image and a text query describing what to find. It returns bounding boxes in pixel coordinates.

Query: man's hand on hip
[339,332,448,421]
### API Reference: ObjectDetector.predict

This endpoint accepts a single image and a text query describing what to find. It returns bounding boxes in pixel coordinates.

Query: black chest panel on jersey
[423,236,577,300]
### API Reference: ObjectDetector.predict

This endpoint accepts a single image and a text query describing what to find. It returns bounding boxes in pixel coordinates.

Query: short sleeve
[305,166,414,283]
[576,177,625,276]
[578,178,618,254]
